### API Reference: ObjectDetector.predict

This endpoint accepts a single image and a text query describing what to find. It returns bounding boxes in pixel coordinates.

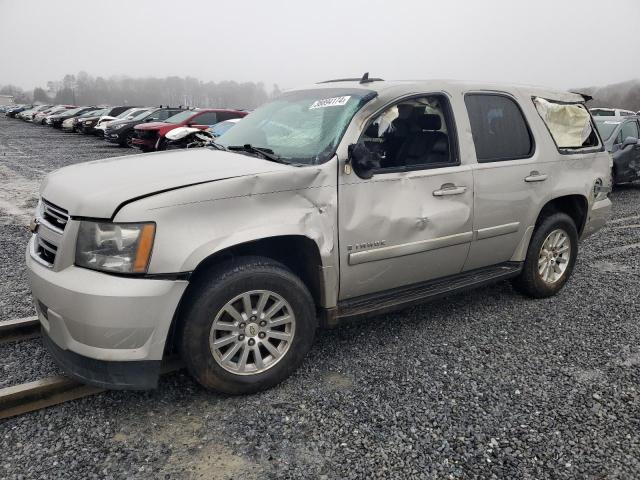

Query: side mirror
[347,143,381,179]
[622,136,639,149]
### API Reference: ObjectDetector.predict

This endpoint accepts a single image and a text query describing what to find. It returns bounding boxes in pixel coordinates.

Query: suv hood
[40,149,291,218]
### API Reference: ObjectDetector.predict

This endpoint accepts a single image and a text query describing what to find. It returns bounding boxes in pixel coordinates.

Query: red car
[132,109,247,152]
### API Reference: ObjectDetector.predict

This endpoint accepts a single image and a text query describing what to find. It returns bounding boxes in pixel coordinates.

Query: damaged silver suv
[27,77,612,394]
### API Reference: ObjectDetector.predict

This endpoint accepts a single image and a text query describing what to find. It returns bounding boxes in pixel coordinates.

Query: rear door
[462,92,542,271]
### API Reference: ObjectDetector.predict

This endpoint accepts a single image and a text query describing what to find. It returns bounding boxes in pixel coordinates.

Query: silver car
[27,78,612,393]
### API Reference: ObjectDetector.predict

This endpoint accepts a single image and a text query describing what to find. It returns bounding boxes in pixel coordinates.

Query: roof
[291,78,585,103]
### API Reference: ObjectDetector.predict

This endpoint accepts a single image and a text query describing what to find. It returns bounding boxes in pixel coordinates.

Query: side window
[465,94,533,162]
[619,121,639,142]
[217,111,242,122]
[358,95,456,171]
[194,112,217,125]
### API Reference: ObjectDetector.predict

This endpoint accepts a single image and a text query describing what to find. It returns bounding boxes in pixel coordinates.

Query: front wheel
[512,212,578,298]
[179,257,316,394]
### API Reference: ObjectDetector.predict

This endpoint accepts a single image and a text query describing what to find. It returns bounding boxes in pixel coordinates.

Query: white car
[590,107,636,117]
[94,108,151,135]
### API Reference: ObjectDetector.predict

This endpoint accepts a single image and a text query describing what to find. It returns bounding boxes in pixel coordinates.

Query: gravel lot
[1,115,639,479]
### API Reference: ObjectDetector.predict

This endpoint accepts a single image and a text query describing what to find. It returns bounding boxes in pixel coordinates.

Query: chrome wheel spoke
[224,305,244,323]
[256,292,269,316]
[253,346,265,370]
[269,314,291,328]
[237,346,250,371]
[265,300,284,319]
[221,342,242,362]
[213,334,236,348]
[268,331,292,341]
[241,293,253,318]
[261,339,281,359]
[215,322,237,332]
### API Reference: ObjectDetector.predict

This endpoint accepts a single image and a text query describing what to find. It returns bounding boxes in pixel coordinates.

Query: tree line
[0,71,281,109]
[581,79,640,112]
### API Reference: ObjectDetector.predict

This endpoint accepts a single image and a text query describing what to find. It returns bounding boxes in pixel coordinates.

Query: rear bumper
[42,329,161,390]
[581,197,612,240]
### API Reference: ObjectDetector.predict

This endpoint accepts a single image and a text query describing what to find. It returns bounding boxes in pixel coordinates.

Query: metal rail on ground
[0,316,40,344]
[0,357,184,420]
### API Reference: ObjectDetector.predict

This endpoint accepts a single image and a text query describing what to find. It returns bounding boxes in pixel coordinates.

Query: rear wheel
[179,256,316,394]
[512,212,578,298]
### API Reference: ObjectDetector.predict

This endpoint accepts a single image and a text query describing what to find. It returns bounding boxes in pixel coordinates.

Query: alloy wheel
[537,228,571,284]
[209,290,295,375]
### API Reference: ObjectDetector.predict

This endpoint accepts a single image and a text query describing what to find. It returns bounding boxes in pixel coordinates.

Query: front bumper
[581,197,612,240]
[26,238,189,389]
[131,137,157,149]
[42,329,162,389]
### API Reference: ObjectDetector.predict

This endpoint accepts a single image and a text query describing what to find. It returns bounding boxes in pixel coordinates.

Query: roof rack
[318,72,384,84]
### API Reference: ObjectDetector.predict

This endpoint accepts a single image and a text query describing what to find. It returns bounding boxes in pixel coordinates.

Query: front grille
[36,236,58,265]
[41,199,69,232]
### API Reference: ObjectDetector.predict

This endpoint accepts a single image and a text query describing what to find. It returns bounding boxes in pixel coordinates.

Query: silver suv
[27,78,612,393]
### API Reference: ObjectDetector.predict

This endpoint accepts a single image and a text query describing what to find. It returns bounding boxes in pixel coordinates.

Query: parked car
[33,105,76,125]
[132,109,247,152]
[46,106,98,128]
[19,105,53,122]
[590,107,636,117]
[104,107,187,147]
[208,118,241,137]
[6,104,33,117]
[27,79,612,394]
[594,115,640,184]
[93,108,151,136]
[62,108,107,132]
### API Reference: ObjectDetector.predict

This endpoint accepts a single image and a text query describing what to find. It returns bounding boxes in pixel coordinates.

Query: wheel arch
[535,194,589,235]
[165,235,327,353]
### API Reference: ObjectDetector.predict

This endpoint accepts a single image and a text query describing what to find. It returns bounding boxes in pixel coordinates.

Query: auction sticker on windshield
[309,96,351,109]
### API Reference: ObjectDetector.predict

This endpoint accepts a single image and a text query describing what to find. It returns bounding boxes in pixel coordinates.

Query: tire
[179,256,316,394]
[512,212,578,298]
[120,131,134,148]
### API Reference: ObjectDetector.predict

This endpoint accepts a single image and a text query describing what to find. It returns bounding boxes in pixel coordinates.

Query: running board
[335,262,522,322]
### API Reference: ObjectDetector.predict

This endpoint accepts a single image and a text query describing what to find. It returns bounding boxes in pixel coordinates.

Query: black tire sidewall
[180,258,316,394]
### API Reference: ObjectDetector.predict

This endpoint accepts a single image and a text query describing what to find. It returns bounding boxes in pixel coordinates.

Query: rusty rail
[0,357,184,420]
[0,316,40,344]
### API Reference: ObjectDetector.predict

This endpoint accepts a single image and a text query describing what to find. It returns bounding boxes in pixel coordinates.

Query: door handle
[433,183,467,196]
[524,171,548,182]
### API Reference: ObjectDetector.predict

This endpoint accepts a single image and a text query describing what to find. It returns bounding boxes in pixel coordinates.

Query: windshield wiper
[207,140,227,151]
[227,144,286,163]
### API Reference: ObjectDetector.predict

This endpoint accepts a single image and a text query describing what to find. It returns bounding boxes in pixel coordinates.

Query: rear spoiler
[570,91,593,102]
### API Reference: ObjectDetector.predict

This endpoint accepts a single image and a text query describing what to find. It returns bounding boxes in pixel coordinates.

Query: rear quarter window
[533,97,600,153]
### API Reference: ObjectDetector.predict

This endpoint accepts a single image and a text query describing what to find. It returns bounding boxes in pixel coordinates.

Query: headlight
[75,221,156,274]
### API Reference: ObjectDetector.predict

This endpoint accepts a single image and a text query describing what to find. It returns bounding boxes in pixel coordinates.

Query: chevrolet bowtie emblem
[29,218,39,233]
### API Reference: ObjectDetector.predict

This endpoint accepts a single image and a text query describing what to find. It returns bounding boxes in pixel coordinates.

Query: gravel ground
[1,116,639,479]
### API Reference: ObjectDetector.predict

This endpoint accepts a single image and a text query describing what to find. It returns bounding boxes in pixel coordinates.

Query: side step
[336,262,522,320]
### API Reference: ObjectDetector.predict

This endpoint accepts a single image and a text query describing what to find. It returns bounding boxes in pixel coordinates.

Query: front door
[612,119,640,183]
[338,94,474,300]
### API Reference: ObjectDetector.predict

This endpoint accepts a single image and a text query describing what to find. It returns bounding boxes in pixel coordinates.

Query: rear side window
[533,97,600,152]
[465,93,533,162]
[194,112,218,125]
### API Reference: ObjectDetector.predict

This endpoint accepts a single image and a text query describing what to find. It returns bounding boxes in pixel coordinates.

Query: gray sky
[1,0,638,91]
